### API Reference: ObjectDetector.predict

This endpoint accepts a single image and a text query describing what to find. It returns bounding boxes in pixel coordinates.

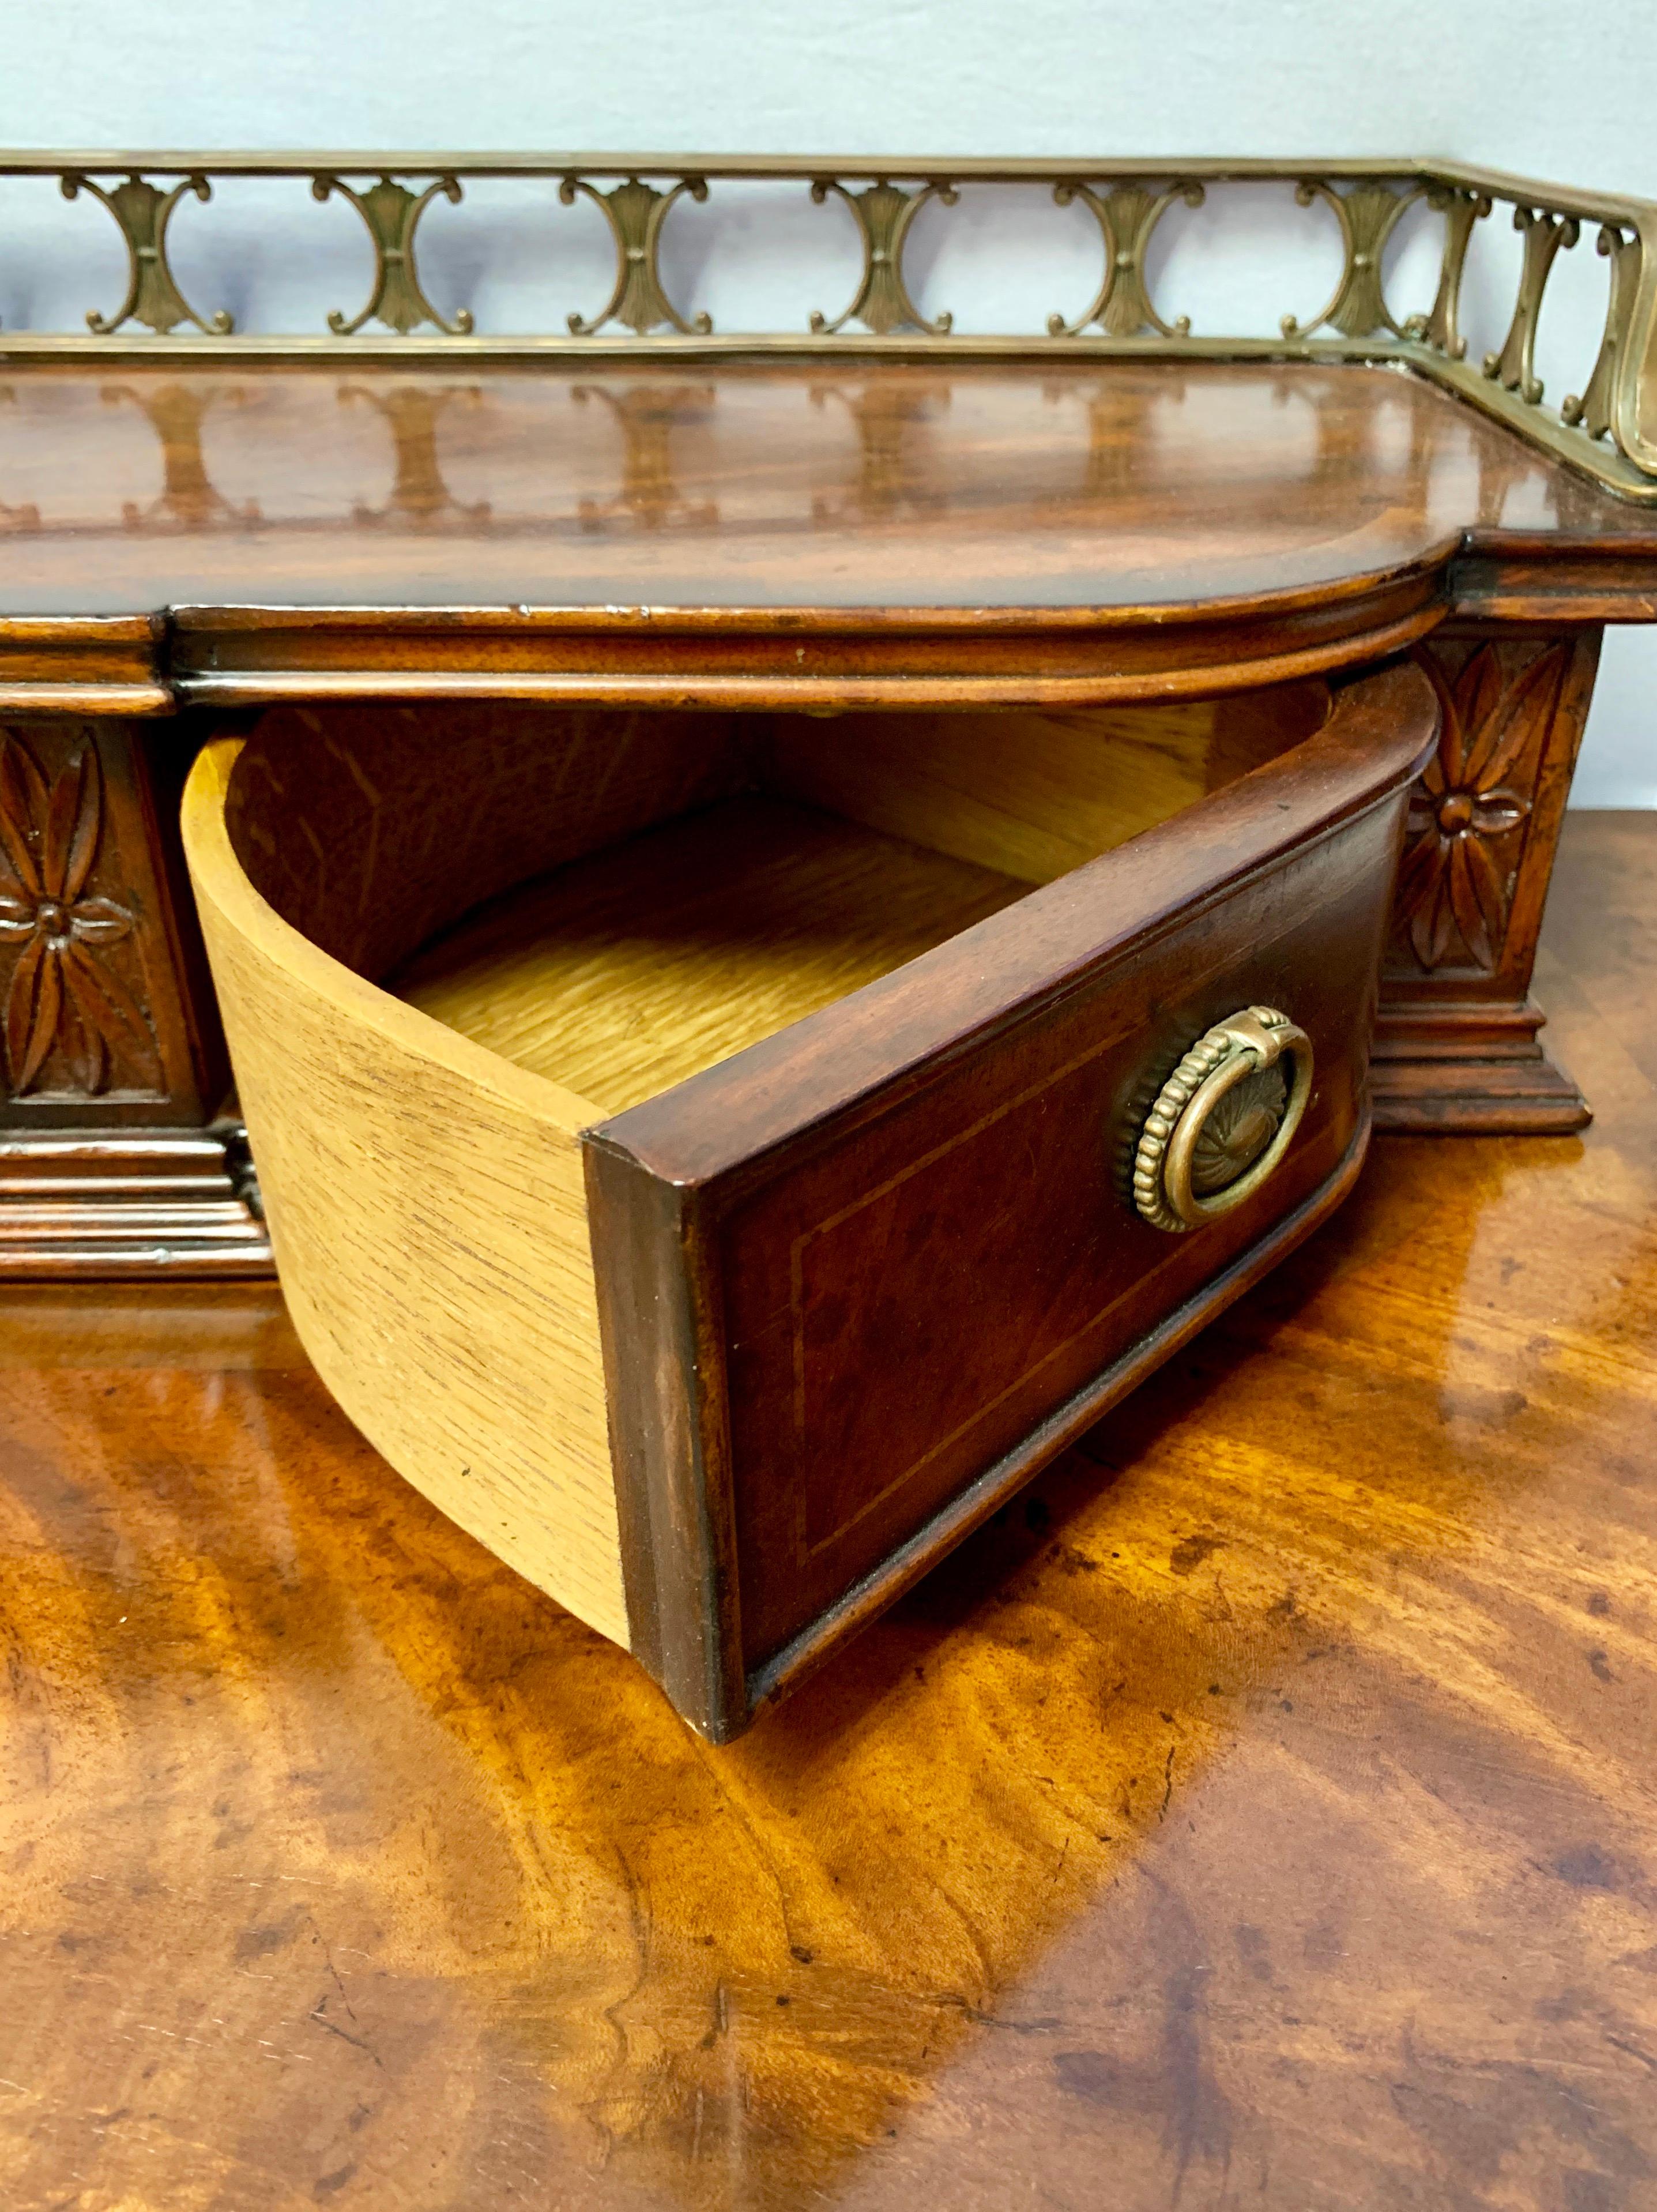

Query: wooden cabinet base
[0,712,269,1276]
[0,620,1606,1279]
[0,1126,272,1277]
[1370,999,1588,1134]
[1372,626,1599,1134]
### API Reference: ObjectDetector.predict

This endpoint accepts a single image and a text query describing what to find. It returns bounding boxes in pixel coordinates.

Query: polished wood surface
[5,362,1657,715]
[3,809,1655,2207]
[0,360,1653,619]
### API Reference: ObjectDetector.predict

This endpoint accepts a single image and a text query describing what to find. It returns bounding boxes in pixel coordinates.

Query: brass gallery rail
[0,153,1654,501]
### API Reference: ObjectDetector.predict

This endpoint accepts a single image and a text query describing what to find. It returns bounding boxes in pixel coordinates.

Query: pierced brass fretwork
[1563,225,1640,442]
[809,179,957,337]
[1483,206,1580,405]
[312,173,473,337]
[1281,181,1422,340]
[562,176,712,337]
[1048,181,1204,339]
[1405,186,1492,360]
[61,171,232,337]
[0,152,1650,504]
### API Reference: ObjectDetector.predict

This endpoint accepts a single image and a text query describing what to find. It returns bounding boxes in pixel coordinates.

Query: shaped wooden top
[4,360,1656,710]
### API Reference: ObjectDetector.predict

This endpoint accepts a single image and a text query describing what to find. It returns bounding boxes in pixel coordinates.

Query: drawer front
[722,834,1376,1656]
[586,661,1437,1737]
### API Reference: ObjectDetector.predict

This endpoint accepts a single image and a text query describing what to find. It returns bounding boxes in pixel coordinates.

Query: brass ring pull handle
[1133,1006,1313,1233]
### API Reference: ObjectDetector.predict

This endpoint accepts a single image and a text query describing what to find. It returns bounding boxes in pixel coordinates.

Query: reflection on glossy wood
[340,383,491,530]
[1,360,1655,630]
[3,815,1654,2207]
[8,357,1653,721]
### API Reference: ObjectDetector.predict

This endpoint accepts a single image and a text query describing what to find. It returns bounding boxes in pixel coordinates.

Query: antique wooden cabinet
[5,151,1657,1733]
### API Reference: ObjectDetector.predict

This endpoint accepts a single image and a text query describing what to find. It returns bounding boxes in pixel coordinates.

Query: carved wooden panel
[1373,626,1602,1133]
[1389,635,1587,985]
[0,718,221,1128]
[1,725,160,1099]
[1393,639,1562,973]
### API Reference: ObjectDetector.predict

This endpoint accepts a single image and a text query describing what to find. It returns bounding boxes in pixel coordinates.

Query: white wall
[1,0,1654,800]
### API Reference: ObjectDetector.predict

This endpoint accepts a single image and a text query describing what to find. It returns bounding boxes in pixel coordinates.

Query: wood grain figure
[1,811,1655,2208]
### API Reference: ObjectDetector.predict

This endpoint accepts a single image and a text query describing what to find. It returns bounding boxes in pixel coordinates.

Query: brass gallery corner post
[0,715,269,1274]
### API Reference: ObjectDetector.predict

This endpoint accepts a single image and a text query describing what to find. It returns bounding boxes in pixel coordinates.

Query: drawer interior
[225,683,1328,1118]
[392,793,1025,1111]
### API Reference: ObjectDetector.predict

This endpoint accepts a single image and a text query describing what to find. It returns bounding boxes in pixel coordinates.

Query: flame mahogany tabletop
[7,356,1657,717]
[1,358,1655,620]
[2,809,1655,2210]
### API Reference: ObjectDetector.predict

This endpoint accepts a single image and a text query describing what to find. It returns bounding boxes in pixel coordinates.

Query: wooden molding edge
[0,616,171,714]
[0,1128,273,1278]
[1371,1000,1588,1133]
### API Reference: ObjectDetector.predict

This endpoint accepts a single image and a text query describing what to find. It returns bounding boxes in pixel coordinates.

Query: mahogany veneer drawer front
[180,662,1435,1737]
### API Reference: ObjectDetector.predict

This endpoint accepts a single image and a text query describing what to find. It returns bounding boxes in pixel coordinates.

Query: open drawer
[181,661,1436,1738]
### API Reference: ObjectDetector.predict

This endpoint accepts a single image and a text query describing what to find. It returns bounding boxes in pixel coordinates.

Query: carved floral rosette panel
[1389,637,1575,983]
[0,721,167,1111]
